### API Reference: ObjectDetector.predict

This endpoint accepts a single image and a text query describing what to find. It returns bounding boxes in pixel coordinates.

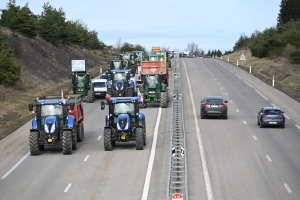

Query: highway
[1,57,300,200]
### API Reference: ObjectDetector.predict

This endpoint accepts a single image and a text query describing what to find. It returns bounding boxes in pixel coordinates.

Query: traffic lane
[196,58,300,198]
[183,58,285,199]
[147,61,174,200]
[179,58,208,200]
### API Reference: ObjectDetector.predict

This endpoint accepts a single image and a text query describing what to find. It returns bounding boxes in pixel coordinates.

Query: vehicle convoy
[107,69,136,97]
[69,60,94,103]
[92,79,107,98]
[200,96,228,119]
[138,50,169,108]
[257,106,285,128]
[100,97,146,150]
[28,94,85,155]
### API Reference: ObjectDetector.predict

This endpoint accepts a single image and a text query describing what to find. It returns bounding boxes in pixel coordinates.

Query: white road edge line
[1,152,30,179]
[255,90,268,100]
[97,135,102,140]
[64,183,72,193]
[266,155,272,162]
[141,107,161,200]
[83,155,90,162]
[229,69,234,73]
[295,125,300,130]
[253,135,257,140]
[243,80,253,88]
[284,114,290,120]
[183,59,214,199]
[284,183,292,193]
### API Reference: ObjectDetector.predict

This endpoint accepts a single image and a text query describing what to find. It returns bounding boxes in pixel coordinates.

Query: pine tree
[277,0,300,25]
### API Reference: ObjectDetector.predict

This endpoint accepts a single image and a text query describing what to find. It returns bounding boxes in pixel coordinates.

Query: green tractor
[139,74,169,108]
[69,71,94,103]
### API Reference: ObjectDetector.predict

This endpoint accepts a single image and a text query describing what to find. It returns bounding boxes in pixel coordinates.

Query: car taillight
[261,114,267,118]
[202,104,209,108]
[221,104,227,108]
[280,114,285,118]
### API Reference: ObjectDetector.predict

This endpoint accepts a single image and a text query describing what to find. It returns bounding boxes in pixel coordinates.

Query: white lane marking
[284,183,292,193]
[236,109,239,112]
[255,90,268,100]
[218,83,220,85]
[141,108,161,200]
[1,152,30,179]
[266,155,272,162]
[271,103,276,107]
[243,80,253,88]
[229,69,234,73]
[296,125,300,130]
[243,120,247,124]
[64,183,72,193]
[284,114,290,120]
[221,87,223,89]
[182,59,214,199]
[225,93,228,96]
[97,135,102,140]
[253,135,257,140]
[230,100,233,103]
[83,155,90,162]
[235,74,242,79]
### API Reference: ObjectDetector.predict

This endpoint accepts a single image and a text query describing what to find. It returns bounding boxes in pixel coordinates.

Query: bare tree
[115,37,122,52]
[186,42,201,56]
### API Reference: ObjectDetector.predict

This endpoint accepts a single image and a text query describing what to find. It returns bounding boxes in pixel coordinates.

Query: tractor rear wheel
[136,127,144,150]
[160,92,168,108]
[88,90,94,103]
[77,122,84,142]
[72,129,77,150]
[104,129,113,151]
[143,119,146,146]
[29,131,40,155]
[62,130,72,155]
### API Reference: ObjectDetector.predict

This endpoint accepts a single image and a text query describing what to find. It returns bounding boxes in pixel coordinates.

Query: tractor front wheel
[104,129,113,151]
[29,131,40,155]
[88,90,94,103]
[62,130,72,155]
[160,92,168,108]
[136,127,144,150]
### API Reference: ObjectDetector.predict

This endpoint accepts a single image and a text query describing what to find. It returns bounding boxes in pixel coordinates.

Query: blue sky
[2,0,282,53]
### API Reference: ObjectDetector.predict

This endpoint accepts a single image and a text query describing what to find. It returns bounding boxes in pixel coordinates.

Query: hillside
[0,28,111,139]
[220,50,300,103]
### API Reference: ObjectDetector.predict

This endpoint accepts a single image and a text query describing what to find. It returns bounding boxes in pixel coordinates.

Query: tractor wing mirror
[29,104,33,111]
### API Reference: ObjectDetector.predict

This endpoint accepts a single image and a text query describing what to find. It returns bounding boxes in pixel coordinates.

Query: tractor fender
[138,112,145,120]
[129,80,134,88]
[67,115,75,129]
[32,117,38,129]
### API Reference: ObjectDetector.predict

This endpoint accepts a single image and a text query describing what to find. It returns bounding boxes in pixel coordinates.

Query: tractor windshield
[41,104,63,116]
[114,103,134,115]
[77,75,85,84]
[113,73,127,81]
[146,75,159,85]
[112,61,122,69]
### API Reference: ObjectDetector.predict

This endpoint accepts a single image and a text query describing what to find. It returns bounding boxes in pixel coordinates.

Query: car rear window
[264,110,281,114]
[206,99,223,104]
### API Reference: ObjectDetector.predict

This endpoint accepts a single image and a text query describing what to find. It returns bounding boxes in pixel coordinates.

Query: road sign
[172,193,183,200]
[240,53,246,61]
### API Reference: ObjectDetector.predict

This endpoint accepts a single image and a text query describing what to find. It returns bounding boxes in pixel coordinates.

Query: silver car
[200,96,228,119]
[257,106,285,128]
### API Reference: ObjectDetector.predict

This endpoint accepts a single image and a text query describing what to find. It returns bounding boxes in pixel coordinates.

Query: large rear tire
[136,127,144,150]
[88,90,94,103]
[160,92,168,108]
[104,129,113,151]
[72,129,77,150]
[29,131,40,155]
[62,130,72,155]
[143,119,146,146]
[77,122,84,142]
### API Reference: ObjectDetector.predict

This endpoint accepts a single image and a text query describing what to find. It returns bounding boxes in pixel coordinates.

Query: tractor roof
[36,99,68,105]
[109,97,139,103]
[111,69,131,73]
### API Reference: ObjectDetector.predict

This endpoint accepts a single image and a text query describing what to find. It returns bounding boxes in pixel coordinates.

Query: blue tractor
[101,97,146,150]
[107,69,136,97]
[28,95,84,155]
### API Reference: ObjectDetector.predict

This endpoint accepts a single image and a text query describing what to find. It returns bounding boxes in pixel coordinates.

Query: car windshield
[114,103,134,115]
[264,110,281,114]
[41,104,62,116]
[93,82,106,88]
[206,98,223,104]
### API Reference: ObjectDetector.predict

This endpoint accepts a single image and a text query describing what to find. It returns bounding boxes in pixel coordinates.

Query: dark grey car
[200,96,228,119]
[257,106,285,128]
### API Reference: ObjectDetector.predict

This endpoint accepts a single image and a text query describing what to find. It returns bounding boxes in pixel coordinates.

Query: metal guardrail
[167,58,188,199]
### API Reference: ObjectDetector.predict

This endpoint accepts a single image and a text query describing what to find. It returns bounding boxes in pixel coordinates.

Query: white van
[92,79,107,97]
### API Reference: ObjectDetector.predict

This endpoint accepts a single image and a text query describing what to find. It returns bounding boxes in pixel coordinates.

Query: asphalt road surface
[1,57,300,200]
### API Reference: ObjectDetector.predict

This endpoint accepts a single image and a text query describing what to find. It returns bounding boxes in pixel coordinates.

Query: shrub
[289,49,300,64]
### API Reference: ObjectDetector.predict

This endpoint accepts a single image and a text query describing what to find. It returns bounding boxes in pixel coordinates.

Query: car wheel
[223,115,228,120]
[259,121,264,128]
[282,124,285,129]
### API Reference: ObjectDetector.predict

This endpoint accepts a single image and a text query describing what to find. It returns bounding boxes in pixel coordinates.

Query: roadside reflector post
[249,65,251,73]
[237,60,238,66]
[227,57,229,62]
[272,77,274,87]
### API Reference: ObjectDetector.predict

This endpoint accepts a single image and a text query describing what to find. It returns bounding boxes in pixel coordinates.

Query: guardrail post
[249,65,251,73]
[237,60,238,66]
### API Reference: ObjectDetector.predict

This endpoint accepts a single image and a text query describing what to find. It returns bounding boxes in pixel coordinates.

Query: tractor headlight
[44,124,49,133]
[49,124,55,133]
